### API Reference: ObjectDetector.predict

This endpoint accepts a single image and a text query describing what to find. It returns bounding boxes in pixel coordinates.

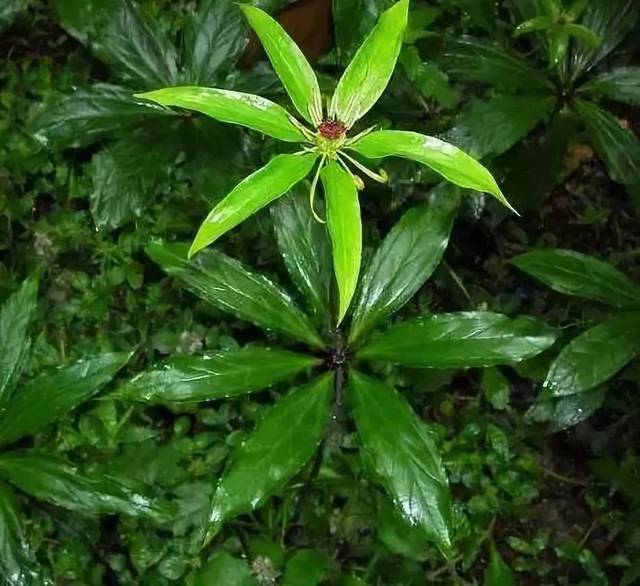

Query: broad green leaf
[146,242,323,348]
[544,314,640,397]
[349,372,453,556]
[195,552,257,586]
[441,37,552,92]
[484,545,514,586]
[400,47,458,109]
[351,130,514,211]
[581,67,640,106]
[512,249,640,309]
[321,161,361,325]
[58,0,178,87]
[332,0,375,66]
[29,84,166,150]
[0,277,37,405]
[527,387,605,432]
[0,451,170,521]
[182,0,248,85]
[358,312,557,368]
[135,87,304,142]
[205,374,333,539]
[572,100,640,194]
[271,187,332,324]
[283,550,330,586]
[330,0,409,127]
[376,493,430,561]
[349,183,460,344]
[0,481,42,586]
[482,368,511,410]
[89,133,174,230]
[190,153,317,256]
[118,347,319,404]
[240,5,322,125]
[567,0,638,79]
[565,24,599,46]
[0,352,131,448]
[442,95,555,160]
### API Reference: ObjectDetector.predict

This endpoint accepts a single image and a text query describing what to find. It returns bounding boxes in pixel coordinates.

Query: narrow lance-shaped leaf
[484,544,515,586]
[0,277,38,406]
[0,352,131,448]
[321,161,362,325]
[205,374,333,541]
[349,183,460,344]
[512,249,640,309]
[544,313,640,397]
[271,187,332,324]
[117,347,319,404]
[358,312,558,368]
[135,87,304,142]
[581,67,640,106]
[573,99,640,192]
[330,0,409,128]
[30,84,167,151]
[0,451,171,521]
[350,371,453,557]
[190,153,317,256]
[0,481,43,586]
[350,130,515,212]
[441,95,555,160]
[183,0,248,85]
[240,5,322,125]
[146,242,324,348]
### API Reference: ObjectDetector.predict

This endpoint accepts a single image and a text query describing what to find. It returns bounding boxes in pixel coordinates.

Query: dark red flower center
[318,119,347,140]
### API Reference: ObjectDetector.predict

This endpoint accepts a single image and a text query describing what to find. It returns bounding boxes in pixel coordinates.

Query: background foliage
[1,0,639,584]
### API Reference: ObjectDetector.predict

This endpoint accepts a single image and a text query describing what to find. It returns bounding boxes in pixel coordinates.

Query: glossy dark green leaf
[376,493,429,561]
[582,67,640,106]
[146,242,323,348]
[0,451,170,520]
[484,545,514,586]
[182,0,247,85]
[57,0,178,87]
[358,312,557,368]
[0,277,37,406]
[482,368,511,410]
[29,84,166,150]
[0,352,131,447]
[283,550,330,586]
[441,37,552,92]
[350,372,453,556]
[544,314,640,397]
[567,0,638,79]
[572,100,640,194]
[271,187,332,324]
[190,153,317,256]
[89,134,174,230]
[512,249,640,308]
[349,183,460,344]
[240,5,322,125]
[136,87,304,142]
[205,374,333,539]
[118,347,318,404]
[0,481,42,586]
[321,161,362,325]
[400,47,457,109]
[442,95,555,159]
[527,387,606,432]
[194,552,257,586]
[351,130,513,211]
[330,0,409,128]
